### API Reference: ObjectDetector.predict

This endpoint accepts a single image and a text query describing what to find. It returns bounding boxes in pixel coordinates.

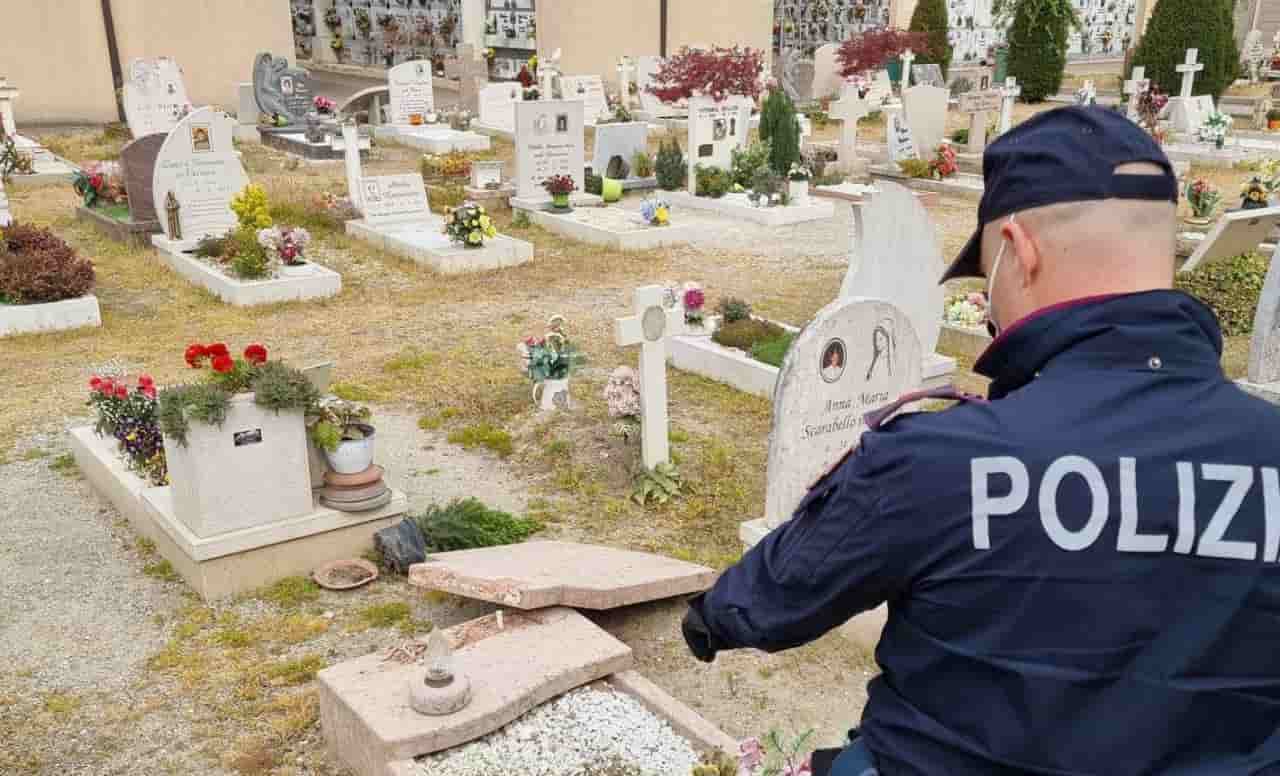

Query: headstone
[455,44,490,114]
[684,94,752,197]
[119,132,166,225]
[591,122,649,179]
[999,76,1021,134]
[560,75,609,124]
[478,82,523,133]
[406,541,713,610]
[1180,206,1280,273]
[0,77,19,136]
[1244,242,1280,394]
[1076,80,1098,106]
[763,297,921,529]
[252,53,314,125]
[614,285,690,469]
[151,107,249,245]
[1122,67,1148,122]
[342,121,363,212]
[887,109,919,163]
[912,64,945,89]
[122,57,192,139]
[616,57,637,110]
[387,60,435,125]
[899,50,917,87]
[0,177,10,227]
[829,90,871,174]
[902,84,949,158]
[812,43,843,100]
[866,70,893,106]
[513,99,585,201]
[958,90,1002,153]
[470,160,502,189]
[360,173,430,225]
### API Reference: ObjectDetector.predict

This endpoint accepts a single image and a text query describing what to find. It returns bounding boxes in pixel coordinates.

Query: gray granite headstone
[120,133,166,225]
[252,53,314,125]
[591,122,648,179]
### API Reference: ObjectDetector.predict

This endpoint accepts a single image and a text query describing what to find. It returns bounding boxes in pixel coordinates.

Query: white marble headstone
[514,99,585,201]
[478,82,523,133]
[685,94,753,196]
[636,55,665,115]
[812,43,843,100]
[591,121,649,178]
[387,60,435,125]
[1247,241,1280,386]
[1181,206,1280,273]
[151,107,248,246]
[0,177,10,227]
[764,297,921,528]
[866,71,893,105]
[902,84,950,157]
[887,110,919,162]
[122,57,192,139]
[560,75,609,124]
[342,122,363,213]
[360,173,431,225]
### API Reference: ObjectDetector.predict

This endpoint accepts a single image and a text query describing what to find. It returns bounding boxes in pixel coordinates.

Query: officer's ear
[1001,216,1041,289]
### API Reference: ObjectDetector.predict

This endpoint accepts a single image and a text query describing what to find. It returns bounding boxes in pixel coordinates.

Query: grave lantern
[164,191,181,240]
[409,629,472,716]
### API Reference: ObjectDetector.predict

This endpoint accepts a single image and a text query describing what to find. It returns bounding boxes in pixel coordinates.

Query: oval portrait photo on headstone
[820,338,846,383]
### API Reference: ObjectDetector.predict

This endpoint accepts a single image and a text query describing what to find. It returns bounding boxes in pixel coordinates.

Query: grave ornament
[252,53,314,125]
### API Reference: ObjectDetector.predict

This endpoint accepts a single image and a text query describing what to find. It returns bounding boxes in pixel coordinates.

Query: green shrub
[584,171,603,195]
[631,149,654,178]
[750,331,797,367]
[759,88,800,176]
[411,498,542,553]
[730,140,771,189]
[228,226,270,279]
[1132,0,1237,101]
[695,165,732,198]
[655,136,686,191]
[909,0,953,80]
[898,158,933,178]
[157,383,232,446]
[713,317,788,351]
[950,128,970,144]
[1174,251,1268,337]
[718,297,752,323]
[1004,0,1078,102]
[0,223,95,304]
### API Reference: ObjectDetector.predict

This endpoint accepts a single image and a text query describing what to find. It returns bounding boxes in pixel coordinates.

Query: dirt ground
[0,108,1259,775]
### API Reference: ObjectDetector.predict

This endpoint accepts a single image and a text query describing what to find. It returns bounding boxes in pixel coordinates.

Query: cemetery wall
[535,0,772,86]
[3,0,292,124]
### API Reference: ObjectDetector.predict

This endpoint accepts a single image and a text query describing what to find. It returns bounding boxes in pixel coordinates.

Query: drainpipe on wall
[660,0,668,57]
[100,0,126,122]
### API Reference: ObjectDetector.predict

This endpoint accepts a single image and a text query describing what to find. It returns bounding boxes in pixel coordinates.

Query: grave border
[373,125,492,153]
[345,218,533,274]
[663,190,836,227]
[0,294,101,338]
[152,236,343,306]
[519,206,700,251]
[76,204,160,248]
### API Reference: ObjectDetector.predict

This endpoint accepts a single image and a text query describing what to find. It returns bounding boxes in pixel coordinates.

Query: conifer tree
[1132,0,1238,101]
[1000,0,1079,102]
[909,0,953,79]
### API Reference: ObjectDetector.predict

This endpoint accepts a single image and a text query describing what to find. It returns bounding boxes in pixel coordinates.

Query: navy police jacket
[693,290,1280,775]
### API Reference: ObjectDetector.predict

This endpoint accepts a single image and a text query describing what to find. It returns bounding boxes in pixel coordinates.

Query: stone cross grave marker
[1177,49,1204,99]
[119,132,166,226]
[342,121,363,213]
[829,89,871,174]
[0,77,19,136]
[762,297,921,530]
[999,76,1021,134]
[1245,242,1280,396]
[513,99,585,201]
[959,89,1002,154]
[387,60,434,125]
[899,49,916,88]
[1123,67,1148,121]
[812,43,843,100]
[478,82,522,133]
[539,48,563,100]
[902,84,949,158]
[1180,206,1280,273]
[887,109,919,163]
[866,70,893,106]
[151,107,248,247]
[614,285,689,469]
[252,53,314,126]
[616,57,637,110]
[685,94,752,197]
[122,57,192,139]
[561,75,609,124]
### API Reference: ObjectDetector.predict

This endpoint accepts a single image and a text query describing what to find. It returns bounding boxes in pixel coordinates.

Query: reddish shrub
[0,222,95,303]
[647,46,766,103]
[838,29,928,78]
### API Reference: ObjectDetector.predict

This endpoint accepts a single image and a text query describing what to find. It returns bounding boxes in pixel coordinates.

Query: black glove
[681,598,718,663]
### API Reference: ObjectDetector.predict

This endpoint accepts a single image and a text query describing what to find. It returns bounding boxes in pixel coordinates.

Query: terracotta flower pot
[409,114,424,126]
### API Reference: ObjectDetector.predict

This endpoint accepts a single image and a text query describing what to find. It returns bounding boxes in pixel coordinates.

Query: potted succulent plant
[308,397,375,474]
[542,174,576,210]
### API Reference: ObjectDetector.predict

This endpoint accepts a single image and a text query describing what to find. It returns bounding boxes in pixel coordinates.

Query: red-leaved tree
[646,46,766,103]
[838,29,928,77]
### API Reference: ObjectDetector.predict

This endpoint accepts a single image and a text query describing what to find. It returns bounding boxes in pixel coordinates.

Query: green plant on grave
[307,396,372,453]
[1131,0,1237,102]
[410,498,542,553]
[191,233,232,259]
[750,330,797,367]
[717,296,752,323]
[1174,251,1268,337]
[157,383,232,447]
[584,171,603,195]
[0,128,34,182]
[690,750,737,776]
[633,461,682,506]
[950,128,970,144]
[655,135,686,190]
[511,208,531,228]
[898,158,934,179]
[758,88,801,176]
[0,222,95,304]
[749,167,783,203]
[996,0,1081,102]
[230,184,273,230]
[254,361,321,414]
[909,0,953,80]
[228,226,271,280]
[695,165,733,198]
[631,149,655,178]
[730,140,771,189]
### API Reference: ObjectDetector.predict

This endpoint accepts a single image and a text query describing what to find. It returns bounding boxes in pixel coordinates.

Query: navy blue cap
[940,105,1178,283]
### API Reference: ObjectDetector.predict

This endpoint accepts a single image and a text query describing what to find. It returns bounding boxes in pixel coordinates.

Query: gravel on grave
[414,687,701,776]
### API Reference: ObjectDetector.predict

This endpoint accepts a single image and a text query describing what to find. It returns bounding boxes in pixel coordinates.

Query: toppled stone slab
[407,541,715,610]
[317,607,633,776]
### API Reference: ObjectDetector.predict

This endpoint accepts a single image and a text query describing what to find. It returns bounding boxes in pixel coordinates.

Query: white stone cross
[0,77,19,137]
[614,285,688,470]
[341,120,364,213]
[1176,49,1204,99]
[1123,66,1148,120]
[539,48,563,100]
[829,89,871,173]
[616,57,636,110]
[999,76,1021,134]
[899,50,916,88]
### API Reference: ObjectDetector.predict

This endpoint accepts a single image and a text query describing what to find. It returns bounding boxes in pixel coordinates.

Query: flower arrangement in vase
[682,284,706,328]
[1198,111,1233,149]
[517,315,586,411]
[929,144,958,180]
[944,291,989,330]
[1241,176,1270,210]
[442,202,497,247]
[313,95,336,116]
[543,174,576,209]
[72,162,129,211]
[639,197,670,226]
[256,226,312,275]
[1183,178,1220,224]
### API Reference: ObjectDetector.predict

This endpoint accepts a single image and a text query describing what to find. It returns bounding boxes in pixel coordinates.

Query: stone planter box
[373,124,491,153]
[0,294,101,338]
[152,236,342,306]
[663,190,836,227]
[520,205,705,251]
[76,204,160,248]
[346,217,533,274]
[869,166,985,200]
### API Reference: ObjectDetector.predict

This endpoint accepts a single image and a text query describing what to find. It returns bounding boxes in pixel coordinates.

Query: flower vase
[532,378,572,411]
[1216,137,1225,150]
[551,193,570,210]
[788,179,809,206]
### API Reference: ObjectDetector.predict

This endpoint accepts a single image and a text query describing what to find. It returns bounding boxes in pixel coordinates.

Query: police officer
[681,106,1280,775]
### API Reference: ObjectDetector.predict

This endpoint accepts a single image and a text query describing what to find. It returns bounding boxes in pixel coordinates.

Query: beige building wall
[536,0,771,84]
[1,0,292,126]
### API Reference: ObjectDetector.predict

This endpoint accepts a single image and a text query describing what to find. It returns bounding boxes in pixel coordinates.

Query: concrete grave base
[259,127,371,161]
[612,176,659,192]
[374,125,492,153]
[470,121,514,142]
[317,608,634,776]
[462,185,514,211]
[938,322,992,362]
[233,125,262,143]
[663,190,836,227]
[346,217,532,274]
[1161,142,1256,169]
[69,426,405,600]
[869,167,985,200]
[76,205,161,248]
[510,192,605,211]
[152,236,342,306]
[0,294,101,338]
[517,205,705,251]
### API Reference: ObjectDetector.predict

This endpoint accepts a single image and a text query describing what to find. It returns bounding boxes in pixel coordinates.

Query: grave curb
[606,670,740,756]
[152,236,343,306]
[520,206,701,251]
[0,294,101,338]
[373,125,492,154]
[75,204,160,248]
[868,167,984,201]
[938,322,991,362]
[345,219,533,274]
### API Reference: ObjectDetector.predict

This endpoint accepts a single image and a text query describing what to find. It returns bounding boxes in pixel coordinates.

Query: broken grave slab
[317,607,632,776]
[407,540,716,610]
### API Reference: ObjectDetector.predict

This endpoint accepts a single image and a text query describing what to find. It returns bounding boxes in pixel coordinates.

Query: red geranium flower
[89,376,102,390]
[137,373,155,388]
[185,343,207,368]
[114,384,129,399]
[207,342,230,359]
[211,354,235,373]
[243,343,268,365]
[140,384,157,399]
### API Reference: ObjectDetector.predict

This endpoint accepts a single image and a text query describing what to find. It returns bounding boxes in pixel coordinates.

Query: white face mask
[986,214,1016,338]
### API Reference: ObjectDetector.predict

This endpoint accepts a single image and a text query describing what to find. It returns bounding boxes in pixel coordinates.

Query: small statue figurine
[1241,177,1270,210]
[164,191,182,240]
